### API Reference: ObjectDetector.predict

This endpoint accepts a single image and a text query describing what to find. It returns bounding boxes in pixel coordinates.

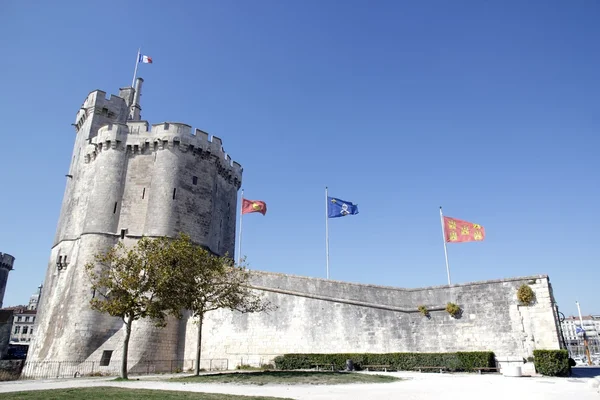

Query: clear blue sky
[1,1,598,317]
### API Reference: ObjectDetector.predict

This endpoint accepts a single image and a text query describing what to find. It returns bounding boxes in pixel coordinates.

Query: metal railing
[17,358,228,380]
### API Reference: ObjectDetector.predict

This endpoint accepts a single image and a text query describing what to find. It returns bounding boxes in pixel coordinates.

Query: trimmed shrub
[274,351,495,372]
[517,284,536,305]
[456,352,496,372]
[533,350,570,377]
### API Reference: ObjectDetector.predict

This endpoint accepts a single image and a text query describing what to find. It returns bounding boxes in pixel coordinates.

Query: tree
[172,235,273,375]
[85,237,183,379]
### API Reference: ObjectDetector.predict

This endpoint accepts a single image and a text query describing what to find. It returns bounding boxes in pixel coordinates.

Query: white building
[9,285,42,346]
[561,315,600,357]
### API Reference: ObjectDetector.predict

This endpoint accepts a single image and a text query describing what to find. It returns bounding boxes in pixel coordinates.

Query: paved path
[0,371,598,399]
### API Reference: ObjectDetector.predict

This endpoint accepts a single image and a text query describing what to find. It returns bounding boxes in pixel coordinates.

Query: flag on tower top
[242,199,267,215]
[443,216,485,243]
[139,54,152,64]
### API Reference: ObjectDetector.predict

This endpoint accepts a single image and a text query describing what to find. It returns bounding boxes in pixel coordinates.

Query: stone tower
[27,78,242,366]
[0,253,15,308]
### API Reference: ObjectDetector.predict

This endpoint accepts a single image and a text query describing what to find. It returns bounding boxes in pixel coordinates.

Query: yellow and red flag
[242,199,267,215]
[443,216,485,243]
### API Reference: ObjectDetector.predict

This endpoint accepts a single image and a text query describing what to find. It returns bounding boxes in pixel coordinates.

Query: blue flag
[327,196,359,218]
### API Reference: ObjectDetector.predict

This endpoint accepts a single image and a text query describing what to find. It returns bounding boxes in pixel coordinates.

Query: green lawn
[0,387,293,400]
[173,370,401,385]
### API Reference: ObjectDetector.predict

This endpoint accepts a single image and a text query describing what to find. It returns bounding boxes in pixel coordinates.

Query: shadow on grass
[172,370,401,385]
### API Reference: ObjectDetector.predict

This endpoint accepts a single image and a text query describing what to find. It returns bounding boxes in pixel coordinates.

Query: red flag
[443,216,485,243]
[242,199,267,215]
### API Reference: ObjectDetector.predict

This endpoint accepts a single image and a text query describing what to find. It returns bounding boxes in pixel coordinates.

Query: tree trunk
[194,312,204,376]
[121,316,132,379]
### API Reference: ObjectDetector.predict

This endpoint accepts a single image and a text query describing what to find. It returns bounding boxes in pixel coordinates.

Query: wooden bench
[476,367,499,374]
[310,363,334,371]
[416,366,448,373]
[363,364,392,372]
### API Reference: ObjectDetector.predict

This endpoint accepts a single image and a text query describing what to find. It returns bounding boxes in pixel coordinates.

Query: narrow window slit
[172,188,177,199]
[113,202,118,213]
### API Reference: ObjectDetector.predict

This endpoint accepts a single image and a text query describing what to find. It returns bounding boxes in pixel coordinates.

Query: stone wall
[190,272,561,368]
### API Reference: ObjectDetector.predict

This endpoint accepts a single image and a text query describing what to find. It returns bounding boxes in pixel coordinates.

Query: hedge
[274,352,495,372]
[533,350,570,377]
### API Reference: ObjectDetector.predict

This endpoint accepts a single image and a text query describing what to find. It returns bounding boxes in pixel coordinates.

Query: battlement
[0,253,15,271]
[84,121,243,185]
[75,90,129,129]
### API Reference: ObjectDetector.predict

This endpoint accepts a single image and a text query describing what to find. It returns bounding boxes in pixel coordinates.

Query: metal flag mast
[131,48,141,88]
[325,186,330,280]
[439,207,452,286]
[576,300,593,366]
[238,189,244,266]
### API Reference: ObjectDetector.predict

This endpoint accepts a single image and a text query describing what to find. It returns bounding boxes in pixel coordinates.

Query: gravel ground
[0,371,598,400]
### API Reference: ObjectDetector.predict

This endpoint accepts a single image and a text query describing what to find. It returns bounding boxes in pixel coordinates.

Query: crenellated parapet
[75,91,129,131]
[84,123,129,162]
[84,121,243,188]
[0,253,15,271]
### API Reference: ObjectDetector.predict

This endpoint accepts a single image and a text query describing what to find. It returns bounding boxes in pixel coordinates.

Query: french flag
[139,54,153,64]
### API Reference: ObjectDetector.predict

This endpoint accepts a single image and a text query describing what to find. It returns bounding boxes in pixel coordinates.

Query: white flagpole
[238,189,244,266]
[325,187,330,279]
[440,206,451,286]
[131,48,141,87]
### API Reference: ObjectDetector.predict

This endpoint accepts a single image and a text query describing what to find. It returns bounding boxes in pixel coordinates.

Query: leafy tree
[172,235,273,375]
[85,237,183,379]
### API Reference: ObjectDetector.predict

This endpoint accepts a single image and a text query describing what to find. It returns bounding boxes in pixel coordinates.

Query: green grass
[0,387,293,400]
[173,370,401,385]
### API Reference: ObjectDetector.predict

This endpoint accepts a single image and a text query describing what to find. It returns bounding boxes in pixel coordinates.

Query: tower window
[100,350,113,366]
[142,188,145,199]
[113,202,118,213]
[192,176,198,185]
[172,188,177,199]
[120,229,126,239]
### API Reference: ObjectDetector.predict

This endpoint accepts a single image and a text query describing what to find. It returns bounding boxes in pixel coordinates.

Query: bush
[236,364,261,370]
[533,350,570,377]
[274,352,495,372]
[418,305,429,317]
[517,284,536,305]
[445,302,461,318]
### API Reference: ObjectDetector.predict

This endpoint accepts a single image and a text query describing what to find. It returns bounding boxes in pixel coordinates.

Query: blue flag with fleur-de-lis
[327,196,359,218]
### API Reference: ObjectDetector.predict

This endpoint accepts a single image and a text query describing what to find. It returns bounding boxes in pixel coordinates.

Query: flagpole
[238,189,244,266]
[440,207,451,286]
[325,187,330,280]
[131,48,140,88]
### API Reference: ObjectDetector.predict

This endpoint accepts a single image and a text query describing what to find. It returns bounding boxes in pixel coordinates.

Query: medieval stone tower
[27,78,242,365]
[0,253,15,308]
